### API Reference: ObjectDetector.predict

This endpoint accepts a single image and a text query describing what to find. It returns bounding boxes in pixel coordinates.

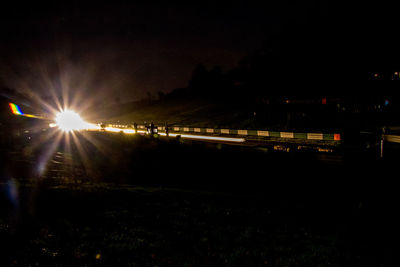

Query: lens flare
[55,110,88,132]
[9,103,24,115]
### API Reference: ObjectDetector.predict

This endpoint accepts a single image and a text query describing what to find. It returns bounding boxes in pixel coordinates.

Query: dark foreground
[1,131,399,266]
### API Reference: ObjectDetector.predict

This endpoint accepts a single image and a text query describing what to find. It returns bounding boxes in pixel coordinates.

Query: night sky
[0,1,397,103]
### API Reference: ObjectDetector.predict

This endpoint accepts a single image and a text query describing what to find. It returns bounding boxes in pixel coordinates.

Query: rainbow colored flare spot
[9,103,24,115]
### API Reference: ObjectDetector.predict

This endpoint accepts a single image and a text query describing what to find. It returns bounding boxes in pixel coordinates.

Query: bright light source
[55,110,88,132]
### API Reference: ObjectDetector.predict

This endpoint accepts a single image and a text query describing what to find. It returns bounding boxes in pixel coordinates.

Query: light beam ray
[77,131,109,155]
[36,131,63,177]
[70,131,93,177]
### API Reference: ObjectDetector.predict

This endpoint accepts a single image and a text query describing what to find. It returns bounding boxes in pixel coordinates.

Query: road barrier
[153,125,340,142]
[105,123,340,142]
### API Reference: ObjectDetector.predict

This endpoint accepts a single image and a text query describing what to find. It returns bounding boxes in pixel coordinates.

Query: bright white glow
[86,124,102,131]
[123,129,135,134]
[104,127,138,134]
[55,110,89,132]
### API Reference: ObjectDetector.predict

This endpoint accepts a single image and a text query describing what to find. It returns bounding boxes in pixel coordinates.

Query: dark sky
[0,1,397,104]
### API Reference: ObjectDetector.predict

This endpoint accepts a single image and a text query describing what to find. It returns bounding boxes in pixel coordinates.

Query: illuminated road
[158,132,245,143]
[98,126,246,143]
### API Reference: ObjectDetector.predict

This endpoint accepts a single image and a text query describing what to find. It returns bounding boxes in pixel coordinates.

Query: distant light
[55,110,88,132]
[49,123,57,128]
[374,73,379,77]
[385,99,389,106]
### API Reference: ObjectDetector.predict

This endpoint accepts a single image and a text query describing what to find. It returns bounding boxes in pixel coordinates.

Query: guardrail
[105,124,341,142]
[163,126,340,141]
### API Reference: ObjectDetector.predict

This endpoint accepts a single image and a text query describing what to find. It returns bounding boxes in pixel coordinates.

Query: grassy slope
[2,131,399,266]
[92,95,348,132]
[0,183,343,267]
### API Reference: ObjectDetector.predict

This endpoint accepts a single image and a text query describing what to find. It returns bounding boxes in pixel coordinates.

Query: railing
[104,124,341,142]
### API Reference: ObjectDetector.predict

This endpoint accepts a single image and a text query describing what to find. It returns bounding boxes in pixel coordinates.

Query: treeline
[160,0,400,104]
[158,54,400,131]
